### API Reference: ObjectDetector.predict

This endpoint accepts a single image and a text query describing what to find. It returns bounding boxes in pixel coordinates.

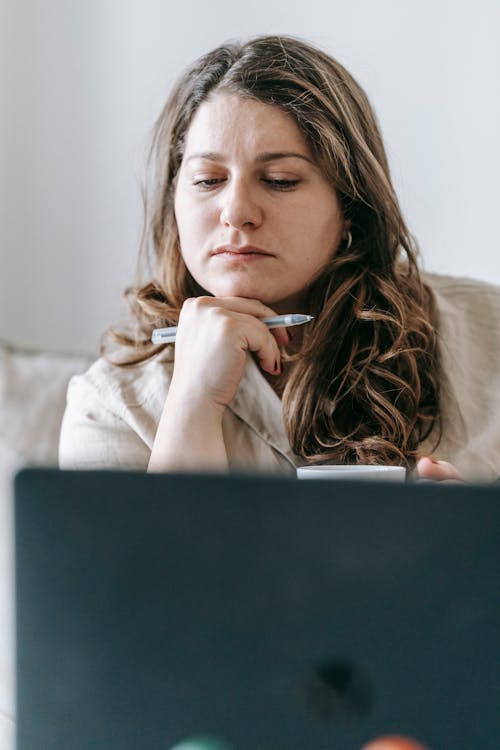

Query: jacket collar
[229,354,298,469]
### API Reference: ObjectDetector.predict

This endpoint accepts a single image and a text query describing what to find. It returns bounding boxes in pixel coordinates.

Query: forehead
[183,92,312,158]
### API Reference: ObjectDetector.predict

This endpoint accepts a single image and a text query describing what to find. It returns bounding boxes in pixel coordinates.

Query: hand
[148,296,289,472]
[416,455,463,482]
[170,296,289,411]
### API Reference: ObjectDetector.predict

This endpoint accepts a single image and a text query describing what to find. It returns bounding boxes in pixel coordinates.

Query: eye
[192,178,226,189]
[262,178,301,191]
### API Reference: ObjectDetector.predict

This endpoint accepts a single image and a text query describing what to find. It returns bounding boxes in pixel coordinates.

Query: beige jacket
[59,274,500,481]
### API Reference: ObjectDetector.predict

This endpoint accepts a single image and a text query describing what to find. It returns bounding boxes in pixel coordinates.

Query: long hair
[105,35,441,467]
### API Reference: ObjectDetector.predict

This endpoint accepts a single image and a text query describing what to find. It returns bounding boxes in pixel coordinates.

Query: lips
[212,244,274,257]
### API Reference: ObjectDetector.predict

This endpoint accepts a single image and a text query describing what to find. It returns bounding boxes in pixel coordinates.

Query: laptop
[14,468,500,750]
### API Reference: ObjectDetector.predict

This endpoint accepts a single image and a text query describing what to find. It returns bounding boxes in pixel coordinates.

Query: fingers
[179,297,289,376]
[416,456,464,482]
[230,313,282,376]
[183,296,291,348]
[186,295,276,318]
[269,326,292,348]
[360,736,429,750]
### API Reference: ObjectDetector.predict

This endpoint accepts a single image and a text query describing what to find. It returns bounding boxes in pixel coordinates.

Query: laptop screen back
[14,468,500,750]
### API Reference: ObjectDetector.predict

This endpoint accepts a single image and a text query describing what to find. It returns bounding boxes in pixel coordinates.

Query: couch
[0,340,94,748]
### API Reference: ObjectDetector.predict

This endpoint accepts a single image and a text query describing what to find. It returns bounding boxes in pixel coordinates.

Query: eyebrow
[185,151,314,165]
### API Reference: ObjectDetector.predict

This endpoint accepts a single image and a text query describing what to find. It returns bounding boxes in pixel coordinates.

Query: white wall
[1,0,499,353]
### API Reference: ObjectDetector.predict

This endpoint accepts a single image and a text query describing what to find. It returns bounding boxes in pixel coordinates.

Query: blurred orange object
[361,737,428,750]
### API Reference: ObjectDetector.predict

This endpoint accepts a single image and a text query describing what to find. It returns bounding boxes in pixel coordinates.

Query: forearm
[147,391,228,472]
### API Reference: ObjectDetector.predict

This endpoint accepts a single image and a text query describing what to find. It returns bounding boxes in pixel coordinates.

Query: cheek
[176,193,215,240]
[317,202,343,244]
[173,192,185,238]
[288,190,341,230]
[174,199,195,266]
[175,199,197,254]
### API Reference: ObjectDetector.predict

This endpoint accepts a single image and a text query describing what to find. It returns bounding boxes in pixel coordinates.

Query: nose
[219,179,263,230]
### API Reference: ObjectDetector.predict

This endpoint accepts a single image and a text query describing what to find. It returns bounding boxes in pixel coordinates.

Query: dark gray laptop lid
[14,468,500,750]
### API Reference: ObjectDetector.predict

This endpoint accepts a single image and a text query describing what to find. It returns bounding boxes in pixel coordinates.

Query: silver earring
[346,231,352,249]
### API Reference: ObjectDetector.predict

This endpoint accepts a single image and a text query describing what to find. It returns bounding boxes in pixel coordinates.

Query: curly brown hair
[106,35,441,468]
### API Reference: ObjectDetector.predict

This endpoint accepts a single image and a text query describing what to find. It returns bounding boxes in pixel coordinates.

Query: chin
[208,282,272,302]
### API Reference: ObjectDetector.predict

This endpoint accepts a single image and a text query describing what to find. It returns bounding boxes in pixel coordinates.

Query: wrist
[148,387,228,473]
[167,373,228,418]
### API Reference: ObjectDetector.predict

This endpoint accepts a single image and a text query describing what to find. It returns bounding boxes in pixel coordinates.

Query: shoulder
[424,272,500,459]
[422,269,500,345]
[422,271,500,353]
[66,347,175,414]
[60,347,175,470]
[419,273,500,479]
[423,271,500,321]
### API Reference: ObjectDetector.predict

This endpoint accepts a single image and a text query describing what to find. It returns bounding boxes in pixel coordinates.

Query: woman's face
[174,93,347,313]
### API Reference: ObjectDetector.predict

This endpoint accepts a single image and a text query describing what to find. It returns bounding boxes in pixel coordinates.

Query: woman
[59,35,500,480]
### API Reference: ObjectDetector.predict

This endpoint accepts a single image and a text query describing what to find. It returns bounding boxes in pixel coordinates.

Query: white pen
[151,313,314,344]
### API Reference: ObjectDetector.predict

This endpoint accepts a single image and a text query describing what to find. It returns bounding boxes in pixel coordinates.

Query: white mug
[297,465,406,481]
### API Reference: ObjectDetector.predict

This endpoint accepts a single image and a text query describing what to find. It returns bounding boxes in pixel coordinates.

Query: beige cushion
[0,341,93,746]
